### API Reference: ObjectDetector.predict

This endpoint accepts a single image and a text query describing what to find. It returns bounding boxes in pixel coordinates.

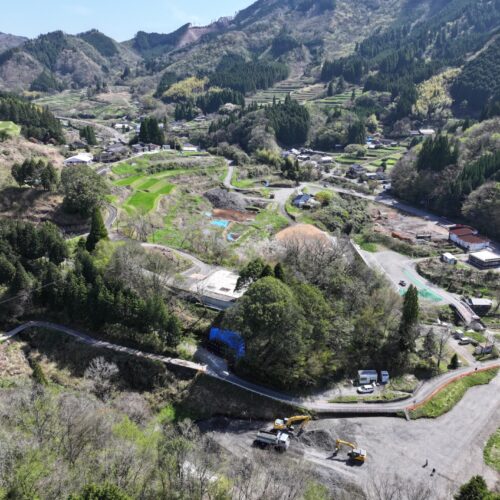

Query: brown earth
[276,223,330,243]
[213,208,255,222]
[0,187,88,231]
[0,136,65,186]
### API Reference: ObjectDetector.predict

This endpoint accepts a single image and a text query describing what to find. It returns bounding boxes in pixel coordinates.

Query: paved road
[2,322,498,415]
[0,321,205,372]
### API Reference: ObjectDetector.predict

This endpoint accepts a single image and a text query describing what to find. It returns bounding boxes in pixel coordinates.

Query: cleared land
[207,370,500,498]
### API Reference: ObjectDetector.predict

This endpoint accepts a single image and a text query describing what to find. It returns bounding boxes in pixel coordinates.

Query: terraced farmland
[313,90,354,108]
[247,78,323,106]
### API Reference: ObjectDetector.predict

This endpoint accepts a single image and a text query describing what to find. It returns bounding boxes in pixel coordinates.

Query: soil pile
[204,188,248,211]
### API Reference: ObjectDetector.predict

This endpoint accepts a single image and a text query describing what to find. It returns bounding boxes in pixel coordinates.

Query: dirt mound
[204,188,248,211]
[213,208,255,222]
[276,224,330,243]
[299,428,338,451]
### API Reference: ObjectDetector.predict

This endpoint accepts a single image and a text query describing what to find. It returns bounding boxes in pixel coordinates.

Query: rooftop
[459,234,490,244]
[469,250,500,262]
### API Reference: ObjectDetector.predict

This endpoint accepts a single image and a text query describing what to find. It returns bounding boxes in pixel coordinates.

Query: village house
[64,152,93,166]
[346,164,366,179]
[448,225,490,252]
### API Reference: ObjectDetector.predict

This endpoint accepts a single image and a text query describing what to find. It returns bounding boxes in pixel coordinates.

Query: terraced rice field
[247,78,321,106]
[313,91,353,108]
[124,182,174,213]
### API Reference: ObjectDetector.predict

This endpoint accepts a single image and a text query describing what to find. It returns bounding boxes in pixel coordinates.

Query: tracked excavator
[333,439,367,463]
[273,415,311,435]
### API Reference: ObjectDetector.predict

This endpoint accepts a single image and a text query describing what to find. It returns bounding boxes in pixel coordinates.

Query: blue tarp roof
[209,327,245,359]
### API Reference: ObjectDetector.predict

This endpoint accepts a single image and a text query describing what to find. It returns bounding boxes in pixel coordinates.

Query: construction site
[370,206,451,246]
[202,371,500,498]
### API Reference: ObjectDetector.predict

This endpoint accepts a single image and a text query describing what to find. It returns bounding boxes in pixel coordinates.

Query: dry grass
[276,223,330,243]
[0,136,64,186]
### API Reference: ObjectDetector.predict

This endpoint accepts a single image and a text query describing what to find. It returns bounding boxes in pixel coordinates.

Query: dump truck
[334,439,367,463]
[254,430,290,451]
[273,415,311,435]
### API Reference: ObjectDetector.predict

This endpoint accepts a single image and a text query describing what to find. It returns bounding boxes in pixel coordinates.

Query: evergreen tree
[40,163,59,191]
[261,264,274,278]
[450,353,459,370]
[327,81,334,97]
[31,360,48,386]
[454,476,489,500]
[86,208,108,252]
[80,126,97,146]
[398,285,420,353]
[274,262,286,282]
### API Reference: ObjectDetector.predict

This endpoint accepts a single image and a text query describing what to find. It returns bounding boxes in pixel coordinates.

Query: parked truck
[253,430,290,451]
[357,370,390,385]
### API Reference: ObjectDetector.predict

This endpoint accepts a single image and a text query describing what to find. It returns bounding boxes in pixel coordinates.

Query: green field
[0,121,21,138]
[124,182,174,214]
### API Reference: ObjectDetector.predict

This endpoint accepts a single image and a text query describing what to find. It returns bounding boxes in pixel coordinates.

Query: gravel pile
[204,188,248,211]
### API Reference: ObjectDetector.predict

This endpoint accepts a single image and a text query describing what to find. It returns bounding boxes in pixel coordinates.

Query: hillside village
[0,0,499,498]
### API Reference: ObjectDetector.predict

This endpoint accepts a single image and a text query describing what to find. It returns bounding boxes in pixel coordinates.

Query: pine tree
[40,163,59,191]
[450,353,459,370]
[86,208,108,252]
[274,262,286,282]
[260,264,274,278]
[327,81,334,97]
[398,285,420,353]
[31,360,48,386]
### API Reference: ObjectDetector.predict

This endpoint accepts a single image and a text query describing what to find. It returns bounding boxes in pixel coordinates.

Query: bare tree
[366,473,433,500]
[436,327,451,370]
[84,357,119,401]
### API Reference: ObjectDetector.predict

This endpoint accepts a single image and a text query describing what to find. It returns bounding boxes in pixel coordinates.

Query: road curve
[2,322,498,416]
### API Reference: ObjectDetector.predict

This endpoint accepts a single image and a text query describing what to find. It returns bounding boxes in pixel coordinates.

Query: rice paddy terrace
[247,78,325,106]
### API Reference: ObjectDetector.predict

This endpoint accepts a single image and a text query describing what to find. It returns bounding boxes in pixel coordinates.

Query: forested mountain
[0,32,27,54]
[0,30,139,91]
[129,0,408,76]
[321,0,500,116]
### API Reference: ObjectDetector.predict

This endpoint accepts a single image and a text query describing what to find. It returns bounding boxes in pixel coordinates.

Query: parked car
[458,337,472,345]
[357,384,375,394]
[399,280,407,287]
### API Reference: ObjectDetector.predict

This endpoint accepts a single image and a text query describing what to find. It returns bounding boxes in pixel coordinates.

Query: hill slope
[0,32,27,54]
[0,30,139,91]
[127,0,407,76]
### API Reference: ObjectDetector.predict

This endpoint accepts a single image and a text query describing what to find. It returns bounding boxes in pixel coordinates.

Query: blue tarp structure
[209,327,245,359]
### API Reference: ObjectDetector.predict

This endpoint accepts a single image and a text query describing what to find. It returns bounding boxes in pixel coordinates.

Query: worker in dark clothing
[423,459,428,468]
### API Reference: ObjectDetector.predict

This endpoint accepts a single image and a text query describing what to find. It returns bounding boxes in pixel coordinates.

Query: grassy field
[0,121,21,137]
[329,391,411,403]
[484,428,500,472]
[409,368,498,419]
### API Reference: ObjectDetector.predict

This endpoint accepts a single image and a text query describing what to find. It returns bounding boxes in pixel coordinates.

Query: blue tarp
[209,327,245,359]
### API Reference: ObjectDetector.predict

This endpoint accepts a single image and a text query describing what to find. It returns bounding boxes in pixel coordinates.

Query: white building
[64,153,94,166]
[419,128,436,136]
[441,253,458,265]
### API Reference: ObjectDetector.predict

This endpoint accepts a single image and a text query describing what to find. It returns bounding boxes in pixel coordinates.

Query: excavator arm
[273,415,311,432]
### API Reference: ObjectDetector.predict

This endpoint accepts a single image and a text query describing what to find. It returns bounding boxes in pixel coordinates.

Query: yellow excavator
[273,415,311,435]
[334,439,367,463]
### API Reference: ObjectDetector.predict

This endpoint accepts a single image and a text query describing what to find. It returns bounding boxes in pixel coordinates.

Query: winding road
[2,321,498,416]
